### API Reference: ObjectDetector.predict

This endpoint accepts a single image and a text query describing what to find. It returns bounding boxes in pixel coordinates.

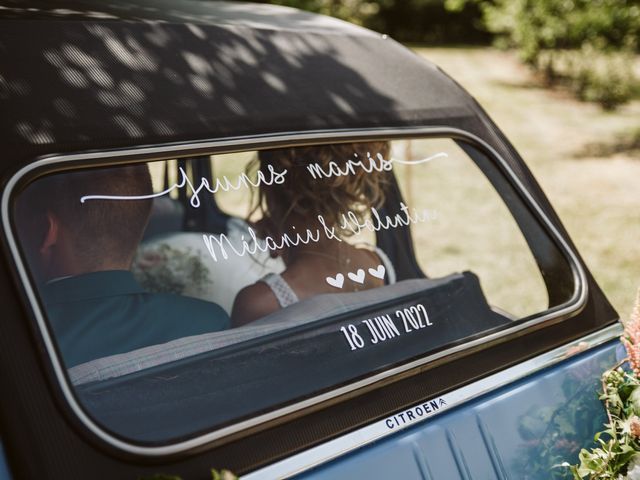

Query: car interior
[12,135,577,445]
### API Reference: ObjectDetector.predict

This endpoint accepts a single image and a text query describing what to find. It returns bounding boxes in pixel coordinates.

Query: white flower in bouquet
[627,454,640,480]
[132,243,212,297]
[630,388,640,417]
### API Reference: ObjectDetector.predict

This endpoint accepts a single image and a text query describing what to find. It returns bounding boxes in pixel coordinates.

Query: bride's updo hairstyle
[249,141,391,239]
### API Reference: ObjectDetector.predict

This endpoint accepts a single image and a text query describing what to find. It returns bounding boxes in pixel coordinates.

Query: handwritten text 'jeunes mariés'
[80,164,287,208]
[305,151,448,180]
[79,152,447,207]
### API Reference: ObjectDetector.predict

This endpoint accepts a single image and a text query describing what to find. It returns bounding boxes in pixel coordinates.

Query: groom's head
[16,163,153,280]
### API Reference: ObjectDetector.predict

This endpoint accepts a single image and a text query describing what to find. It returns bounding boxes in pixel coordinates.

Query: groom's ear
[40,211,60,254]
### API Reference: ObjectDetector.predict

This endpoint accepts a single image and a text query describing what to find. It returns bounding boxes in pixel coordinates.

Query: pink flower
[623,288,640,376]
[631,416,640,438]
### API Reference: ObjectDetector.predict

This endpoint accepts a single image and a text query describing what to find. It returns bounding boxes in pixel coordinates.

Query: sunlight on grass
[414,46,640,318]
[393,139,549,317]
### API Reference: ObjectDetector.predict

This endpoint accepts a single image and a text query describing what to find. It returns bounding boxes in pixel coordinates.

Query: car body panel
[286,336,618,479]
[0,442,11,480]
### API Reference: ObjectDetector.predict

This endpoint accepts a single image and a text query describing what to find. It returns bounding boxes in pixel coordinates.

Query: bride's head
[248,141,390,238]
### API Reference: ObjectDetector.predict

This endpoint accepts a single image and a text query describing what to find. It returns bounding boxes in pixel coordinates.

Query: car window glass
[11,136,576,444]
[393,139,548,318]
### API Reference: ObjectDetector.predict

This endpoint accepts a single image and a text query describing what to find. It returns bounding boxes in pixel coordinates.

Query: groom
[16,163,230,368]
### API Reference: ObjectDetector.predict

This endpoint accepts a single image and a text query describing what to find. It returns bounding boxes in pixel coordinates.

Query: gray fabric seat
[68,276,458,385]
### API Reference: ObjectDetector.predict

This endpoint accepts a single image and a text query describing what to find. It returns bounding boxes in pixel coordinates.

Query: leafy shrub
[539,47,638,110]
[256,0,490,44]
[449,0,640,62]
[570,52,636,110]
[448,0,640,109]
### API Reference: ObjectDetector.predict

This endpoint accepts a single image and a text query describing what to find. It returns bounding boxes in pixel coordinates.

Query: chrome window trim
[1,126,589,457]
[244,322,622,479]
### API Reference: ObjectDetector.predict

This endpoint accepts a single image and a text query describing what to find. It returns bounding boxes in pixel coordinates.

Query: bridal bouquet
[132,243,212,296]
[563,290,640,479]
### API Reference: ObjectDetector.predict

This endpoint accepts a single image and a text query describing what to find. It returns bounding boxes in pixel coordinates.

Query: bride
[231,142,396,326]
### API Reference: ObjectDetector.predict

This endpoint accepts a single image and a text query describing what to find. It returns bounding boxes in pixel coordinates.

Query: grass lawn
[412,47,640,319]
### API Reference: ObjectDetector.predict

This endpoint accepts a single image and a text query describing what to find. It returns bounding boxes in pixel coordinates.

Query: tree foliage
[449,0,640,63]
[255,0,491,44]
[258,0,639,109]
[447,0,640,109]
[259,0,381,26]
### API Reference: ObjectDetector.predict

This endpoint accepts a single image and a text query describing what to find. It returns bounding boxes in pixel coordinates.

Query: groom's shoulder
[145,292,230,330]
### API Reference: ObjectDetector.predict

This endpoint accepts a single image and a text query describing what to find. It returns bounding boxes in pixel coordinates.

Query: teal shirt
[41,270,230,368]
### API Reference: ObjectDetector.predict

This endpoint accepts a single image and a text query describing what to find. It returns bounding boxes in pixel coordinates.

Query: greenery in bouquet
[562,290,640,479]
[513,367,610,479]
[132,243,212,296]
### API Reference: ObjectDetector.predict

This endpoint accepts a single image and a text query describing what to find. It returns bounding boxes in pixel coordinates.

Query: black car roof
[0,0,377,35]
[0,0,484,168]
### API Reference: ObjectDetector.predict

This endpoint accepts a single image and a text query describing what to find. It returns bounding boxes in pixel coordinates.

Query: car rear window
[10,135,578,446]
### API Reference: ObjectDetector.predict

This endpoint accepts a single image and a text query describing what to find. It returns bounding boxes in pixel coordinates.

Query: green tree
[447,0,640,109]
[451,0,640,64]
[259,0,382,25]
[256,0,490,44]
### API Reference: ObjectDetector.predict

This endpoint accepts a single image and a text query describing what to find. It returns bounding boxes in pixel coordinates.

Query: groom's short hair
[17,163,153,268]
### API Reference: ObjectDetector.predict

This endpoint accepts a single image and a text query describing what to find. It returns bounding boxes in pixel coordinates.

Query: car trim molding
[244,323,622,479]
[1,126,590,457]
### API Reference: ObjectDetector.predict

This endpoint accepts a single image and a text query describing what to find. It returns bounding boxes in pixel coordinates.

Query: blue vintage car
[0,0,620,479]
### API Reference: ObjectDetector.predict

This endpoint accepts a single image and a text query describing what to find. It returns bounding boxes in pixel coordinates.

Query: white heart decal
[368,265,386,279]
[348,269,366,284]
[326,273,345,289]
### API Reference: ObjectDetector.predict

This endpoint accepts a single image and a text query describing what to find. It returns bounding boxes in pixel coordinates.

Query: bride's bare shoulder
[231,281,279,327]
